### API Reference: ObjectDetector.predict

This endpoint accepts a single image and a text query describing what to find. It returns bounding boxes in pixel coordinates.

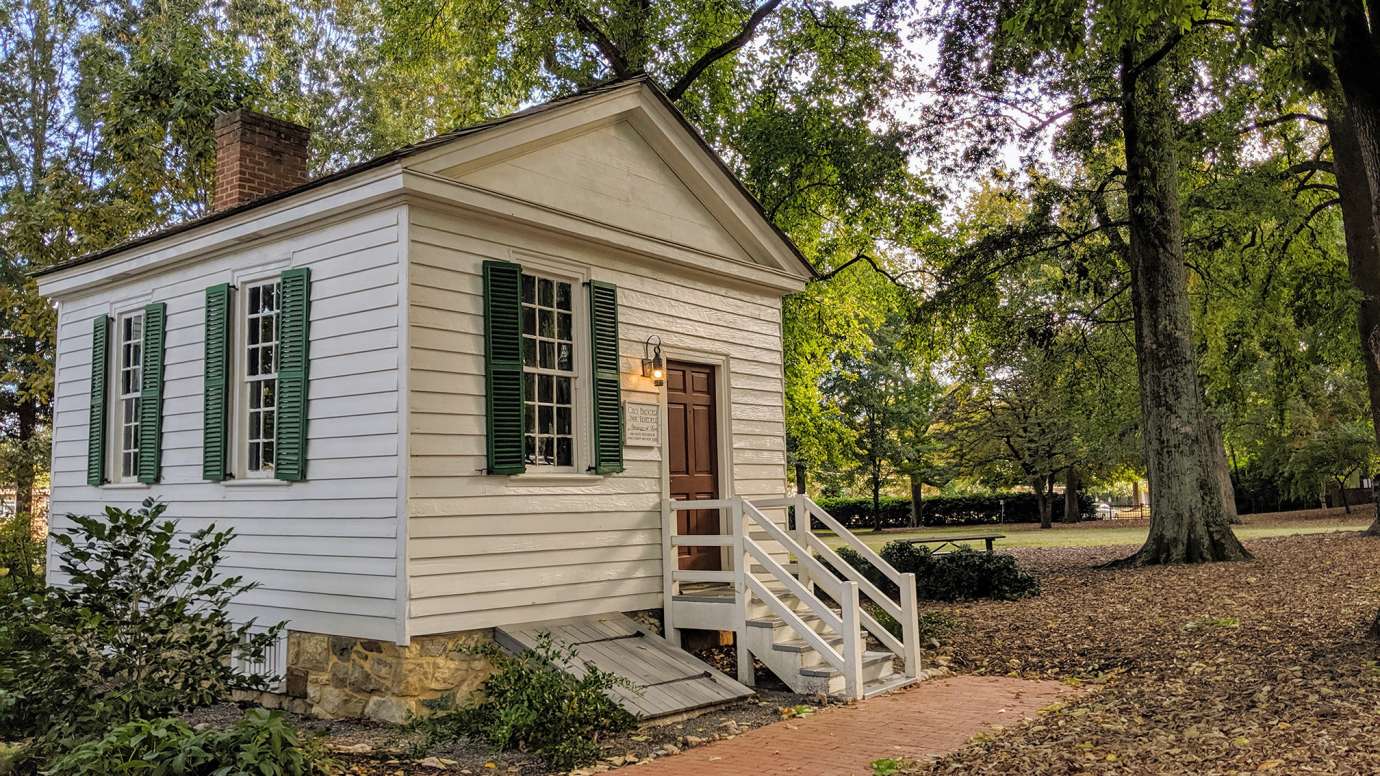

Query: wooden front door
[667,361,720,571]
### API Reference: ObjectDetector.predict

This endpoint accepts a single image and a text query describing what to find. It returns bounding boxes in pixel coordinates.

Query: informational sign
[623,402,660,446]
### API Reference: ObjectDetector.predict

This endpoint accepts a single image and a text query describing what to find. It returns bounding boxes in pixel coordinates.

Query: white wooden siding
[406,204,789,635]
[47,207,406,640]
[442,120,760,267]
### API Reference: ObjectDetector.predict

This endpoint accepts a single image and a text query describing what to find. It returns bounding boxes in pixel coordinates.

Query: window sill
[222,478,291,487]
[507,471,605,484]
[103,482,150,490]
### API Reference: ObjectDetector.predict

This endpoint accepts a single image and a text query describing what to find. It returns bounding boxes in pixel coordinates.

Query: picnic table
[903,533,1004,554]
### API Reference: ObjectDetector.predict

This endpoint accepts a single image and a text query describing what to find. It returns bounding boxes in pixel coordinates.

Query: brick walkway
[632,676,1078,776]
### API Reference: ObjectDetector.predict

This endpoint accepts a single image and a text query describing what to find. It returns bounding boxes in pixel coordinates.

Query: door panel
[667,361,720,571]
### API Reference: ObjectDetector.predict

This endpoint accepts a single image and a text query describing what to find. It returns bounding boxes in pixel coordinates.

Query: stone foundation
[243,629,496,723]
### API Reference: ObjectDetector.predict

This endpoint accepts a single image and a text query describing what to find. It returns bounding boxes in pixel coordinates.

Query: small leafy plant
[45,709,330,776]
[413,635,635,769]
[0,498,282,753]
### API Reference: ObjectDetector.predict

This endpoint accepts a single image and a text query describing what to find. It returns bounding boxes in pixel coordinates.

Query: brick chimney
[212,109,311,211]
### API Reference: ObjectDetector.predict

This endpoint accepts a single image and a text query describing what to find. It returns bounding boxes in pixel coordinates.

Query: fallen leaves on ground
[903,532,1380,775]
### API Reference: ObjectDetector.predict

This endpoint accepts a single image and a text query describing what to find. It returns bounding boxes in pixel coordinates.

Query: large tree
[930,1,1252,563]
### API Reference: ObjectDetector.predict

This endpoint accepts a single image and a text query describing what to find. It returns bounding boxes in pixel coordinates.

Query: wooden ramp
[495,614,754,721]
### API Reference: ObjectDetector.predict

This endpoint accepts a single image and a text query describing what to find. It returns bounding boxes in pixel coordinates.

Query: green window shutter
[203,284,232,481]
[137,303,167,484]
[274,267,311,481]
[87,315,111,486]
[588,280,624,474]
[483,260,526,475]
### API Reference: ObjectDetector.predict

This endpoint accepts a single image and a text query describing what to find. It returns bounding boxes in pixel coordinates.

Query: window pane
[249,285,261,311]
[557,406,571,435]
[556,282,571,311]
[263,411,274,440]
[522,274,535,303]
[539,405,553,435]
[522,338,536,366]
[556,437,572,466]
[538,278,553,307]
[557,343,572,372]
[557,312,571,340]
[539,341,554,369]
[263,382,275,408]
[556,376,571,404]
[539,374,553,403]
[539,309,554,338]
[539,436,554,465]
[522,307,536,335]
[524,434,536,462]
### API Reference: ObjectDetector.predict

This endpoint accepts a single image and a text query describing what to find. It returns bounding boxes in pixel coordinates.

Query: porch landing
[494,614,754,721]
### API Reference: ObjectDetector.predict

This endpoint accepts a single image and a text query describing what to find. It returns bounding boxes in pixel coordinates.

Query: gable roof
[35,75,814,280]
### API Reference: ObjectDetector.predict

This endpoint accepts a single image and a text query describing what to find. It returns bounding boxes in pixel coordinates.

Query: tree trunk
[1035,476,1053,529]
[13,403,35,518]
[1206,419,1240,524]
[794,460,807,495]
[1116,35,1250,565]
[1326,101,1380,537]
[909,474,923,529]
[1337,477,1352,514]
[1062,466,1080,523]
[871,462,883,533]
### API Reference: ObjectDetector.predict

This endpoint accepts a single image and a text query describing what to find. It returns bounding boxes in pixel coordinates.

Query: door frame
[658,348,734,568]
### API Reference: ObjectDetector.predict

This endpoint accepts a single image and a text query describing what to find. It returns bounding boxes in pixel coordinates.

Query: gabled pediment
[404,80,812,283]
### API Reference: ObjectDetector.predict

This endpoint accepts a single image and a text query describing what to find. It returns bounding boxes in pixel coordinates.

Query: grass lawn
[820,505,1374,552]
[890,528,1380,774]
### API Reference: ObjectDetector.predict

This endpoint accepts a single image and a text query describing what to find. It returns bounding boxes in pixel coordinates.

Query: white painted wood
[404,205,790,636]
[44,206,408,641]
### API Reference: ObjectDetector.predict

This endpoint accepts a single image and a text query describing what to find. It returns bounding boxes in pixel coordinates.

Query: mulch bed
[191,688,821,775]
[899,531,1380,774]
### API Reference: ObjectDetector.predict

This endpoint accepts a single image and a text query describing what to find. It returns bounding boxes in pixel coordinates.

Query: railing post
[733,498,754,686]
[841,580,864,701]
[900,572,920,678]
[661,498,679,647]
[794,494,814,597]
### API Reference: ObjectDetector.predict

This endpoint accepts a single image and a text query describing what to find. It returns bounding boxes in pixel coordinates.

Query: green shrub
[815,492,1094,529]
[0,498,282,752]
[414,635,635,770]
[45,709,329,776]
[838,542,1040,602]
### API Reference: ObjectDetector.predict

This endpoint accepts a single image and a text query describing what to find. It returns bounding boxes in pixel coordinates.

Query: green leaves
[0,498,285,752]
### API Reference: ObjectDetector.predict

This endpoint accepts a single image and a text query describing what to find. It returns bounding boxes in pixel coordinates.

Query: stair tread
[771,636,847,653]
[798,651,894,677]
[862,675,917,699]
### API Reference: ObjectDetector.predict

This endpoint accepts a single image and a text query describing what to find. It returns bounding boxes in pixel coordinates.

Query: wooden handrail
[802,497,906,589]
[806,532,902,621]
[744,539,844,634]
[742,501,843,600]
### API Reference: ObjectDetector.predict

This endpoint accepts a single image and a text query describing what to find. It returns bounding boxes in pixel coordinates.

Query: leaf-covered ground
[901,530,1380,775]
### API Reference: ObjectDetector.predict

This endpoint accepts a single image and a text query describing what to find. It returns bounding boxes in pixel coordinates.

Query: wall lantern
[642,335,665,386]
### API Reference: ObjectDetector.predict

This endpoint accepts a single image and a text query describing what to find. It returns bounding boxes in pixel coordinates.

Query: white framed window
[111,311,144,482]
[237,280,279,477]
[521,271,579,469]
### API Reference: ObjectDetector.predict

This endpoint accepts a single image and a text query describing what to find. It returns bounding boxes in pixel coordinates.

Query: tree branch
[564,6,631,77]
[1244,112,1328,134]
[666,0,786,101]
[812,250,909,287]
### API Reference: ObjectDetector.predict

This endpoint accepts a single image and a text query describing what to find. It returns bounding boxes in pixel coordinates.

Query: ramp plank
[495,614,754,720]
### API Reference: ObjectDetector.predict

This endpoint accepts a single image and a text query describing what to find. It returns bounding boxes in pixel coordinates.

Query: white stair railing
[750,495,921,680]
[665,496,867,699]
